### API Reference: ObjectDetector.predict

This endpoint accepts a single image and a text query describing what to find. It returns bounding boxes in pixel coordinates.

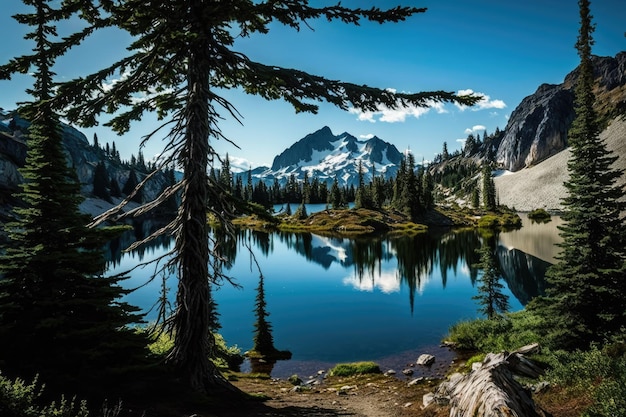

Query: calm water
[108,213,560,378]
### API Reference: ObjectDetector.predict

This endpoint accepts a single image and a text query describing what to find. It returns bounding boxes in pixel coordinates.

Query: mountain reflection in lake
[109,216,559,378]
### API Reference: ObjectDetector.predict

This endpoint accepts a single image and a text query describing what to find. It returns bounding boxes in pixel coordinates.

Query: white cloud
[359,133,375,139]
[349,99,447,124]
[227,155,255,172]
[455,89,507,112]
[343,270,400,294]
[464,125,486,134]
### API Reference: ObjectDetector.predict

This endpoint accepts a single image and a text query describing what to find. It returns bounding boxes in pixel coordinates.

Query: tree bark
[166,2,229,392]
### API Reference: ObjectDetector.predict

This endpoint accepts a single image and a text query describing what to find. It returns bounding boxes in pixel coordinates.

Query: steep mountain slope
[495,116,626,211]
[0,113,171,218]
[247,126,404,187]
[496,52,626,171]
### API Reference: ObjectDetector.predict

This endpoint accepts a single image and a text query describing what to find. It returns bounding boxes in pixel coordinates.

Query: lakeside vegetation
[0,1,624,417]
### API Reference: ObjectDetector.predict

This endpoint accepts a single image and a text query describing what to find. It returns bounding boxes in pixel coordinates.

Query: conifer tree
[110,176,122,198]
[54,0,479,392]
[473,243,509,319]
[354,159,370,209]
[530,0,626,349]
[294,200,308,220]
[329,177,343,209]
[93,160,111,201]
[122,168,142,203]
[0,0,146,390]
[482,164,496,211]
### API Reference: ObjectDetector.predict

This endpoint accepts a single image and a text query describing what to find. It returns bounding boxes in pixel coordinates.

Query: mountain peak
[260,127,404,188]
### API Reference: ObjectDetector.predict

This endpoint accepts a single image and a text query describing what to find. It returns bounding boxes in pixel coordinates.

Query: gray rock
[408,377,425,386]
[416,354,435,366]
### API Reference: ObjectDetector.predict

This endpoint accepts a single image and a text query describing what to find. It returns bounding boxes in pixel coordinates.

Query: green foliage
[447,310,542,353]
[0,0,147,393]
[481,165,497,211]
[329,362,381,377]
[0,373,89,417]
[530,0,626,350]
[92,161,111,201]
[293,201,308,220]
[464,353,486,372]
[527,208,551,222]
[477,215,498,228]
[546,345,626,417]
[145,328,243,371]
[477,212,521,229]
[472,244,509,319]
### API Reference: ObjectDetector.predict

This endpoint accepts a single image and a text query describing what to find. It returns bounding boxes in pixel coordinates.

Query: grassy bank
[446,311,626,417]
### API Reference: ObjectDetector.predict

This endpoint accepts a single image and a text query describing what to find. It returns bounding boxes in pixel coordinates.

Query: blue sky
[1,1,625,169]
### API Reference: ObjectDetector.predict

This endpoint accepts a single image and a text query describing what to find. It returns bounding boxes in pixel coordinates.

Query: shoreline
[239,343,459,381]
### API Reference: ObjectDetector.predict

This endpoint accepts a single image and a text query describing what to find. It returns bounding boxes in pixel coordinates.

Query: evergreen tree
[472,243,509,319]
[219,154,232,193]
[354,159,370,209]
[442,141,449,160]
[246,168,253,201]
[421,169,434,210]
[329,177,343,209]
[110,176,122,198]
[471,184,480,209]
[55,0,478,392]
[93,160,111,201]
[0,0,146,391]
[530,0,626,349]
[481,164,496,211]
[93,132,99,148]
[294,200,308,220]
[122,168,142,203]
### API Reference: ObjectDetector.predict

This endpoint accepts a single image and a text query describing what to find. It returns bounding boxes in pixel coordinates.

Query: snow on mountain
[237,126,404,187]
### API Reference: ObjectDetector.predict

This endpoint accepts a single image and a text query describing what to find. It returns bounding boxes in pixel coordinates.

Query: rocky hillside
[495,115,626,211]
[0,112,173,220]
[496,52,626,171]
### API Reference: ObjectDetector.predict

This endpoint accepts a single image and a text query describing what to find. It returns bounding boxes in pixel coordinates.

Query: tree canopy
[4,0,480,394]
[529,0,626,350]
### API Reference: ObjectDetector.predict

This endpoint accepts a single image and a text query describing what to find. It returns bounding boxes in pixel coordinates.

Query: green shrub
[477,215,499,229]
[527,208,551,222]
[447,310,542,353]
[329,361,381,377]
[0,373,89,417]
[545,346,626,417]
[144,328,243,371]
[464,353,486,372]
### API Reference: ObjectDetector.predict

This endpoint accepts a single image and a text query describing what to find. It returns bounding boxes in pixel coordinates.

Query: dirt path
[227,374,447,417]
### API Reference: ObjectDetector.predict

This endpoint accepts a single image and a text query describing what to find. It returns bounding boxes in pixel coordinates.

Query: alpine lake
[106,208,563,379]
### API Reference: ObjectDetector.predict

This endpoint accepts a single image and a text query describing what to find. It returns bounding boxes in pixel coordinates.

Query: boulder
[416,354,435,366]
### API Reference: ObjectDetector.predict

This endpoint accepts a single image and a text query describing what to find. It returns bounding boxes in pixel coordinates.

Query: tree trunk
[434,346,549,417]
[166,3,230,392]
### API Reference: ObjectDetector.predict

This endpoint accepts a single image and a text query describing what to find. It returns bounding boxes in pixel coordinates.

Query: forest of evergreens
[0,0,624,416]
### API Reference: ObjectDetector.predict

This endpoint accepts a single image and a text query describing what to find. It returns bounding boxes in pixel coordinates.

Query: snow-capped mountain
[240,126,404,187]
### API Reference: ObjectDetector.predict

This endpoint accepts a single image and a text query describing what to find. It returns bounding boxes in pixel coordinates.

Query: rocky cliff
[0,112,172,220]
[497,52,626,171]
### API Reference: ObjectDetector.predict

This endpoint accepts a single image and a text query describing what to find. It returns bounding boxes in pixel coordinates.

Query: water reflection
[108,217,560,378]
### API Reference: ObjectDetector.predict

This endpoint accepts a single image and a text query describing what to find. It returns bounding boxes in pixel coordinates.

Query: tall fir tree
[329,177,343,209]
[0,0,146,391]
[54,1,479,392]
[530,0,626,349]
[481,164,497,211]
[93,160,111,201]
[472,242,509,319]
